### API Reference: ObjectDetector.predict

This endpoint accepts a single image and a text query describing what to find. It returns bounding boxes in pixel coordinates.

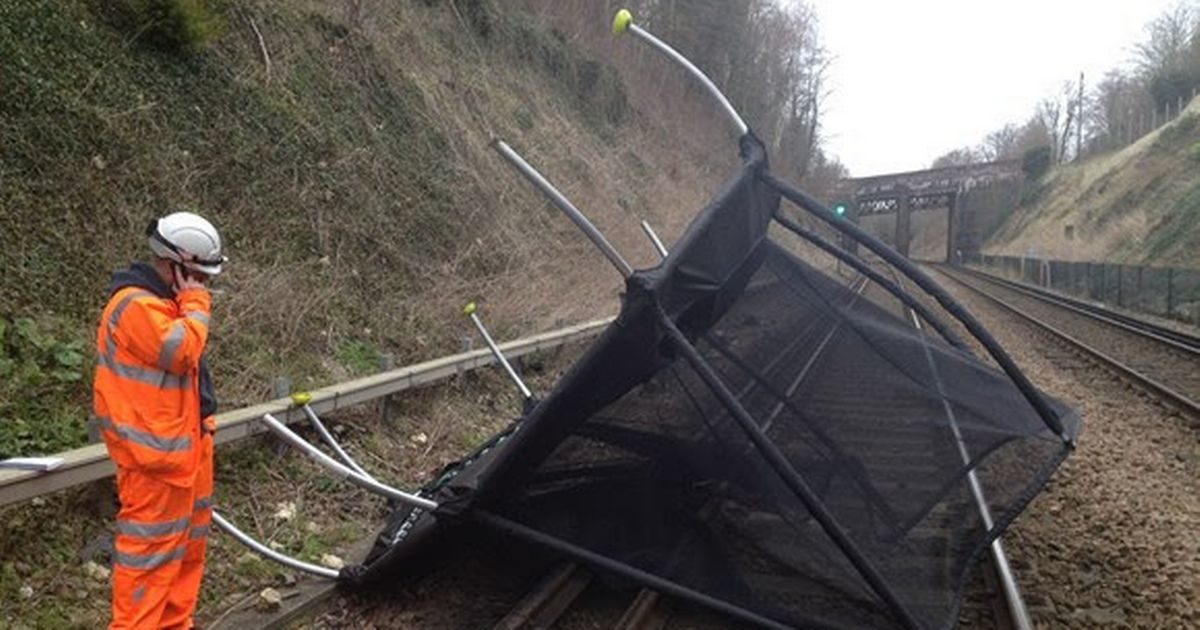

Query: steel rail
[890,267,1032,630]
[956,266,1200,355]
[935,267,1200,419]
[0,317,612,508]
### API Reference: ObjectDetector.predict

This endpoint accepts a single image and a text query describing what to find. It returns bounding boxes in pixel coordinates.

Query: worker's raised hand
[172,264,207,293]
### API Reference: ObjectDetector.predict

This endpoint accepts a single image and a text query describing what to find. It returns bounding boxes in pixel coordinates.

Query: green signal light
[834,204,847,217]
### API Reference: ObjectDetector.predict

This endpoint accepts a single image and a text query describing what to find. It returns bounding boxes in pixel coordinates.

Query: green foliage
[105,0,225,52]
[1021,145,1053,180]
[0,317,89,456]
[1190,142,1200,163]
[336,341,378,376]
[1143,183,1200,260]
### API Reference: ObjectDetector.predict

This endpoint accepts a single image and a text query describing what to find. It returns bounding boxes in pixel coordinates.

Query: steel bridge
[845,161,1024,262]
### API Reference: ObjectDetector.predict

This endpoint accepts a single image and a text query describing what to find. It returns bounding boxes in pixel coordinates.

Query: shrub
[0,318,89,456]
[1153,113,1199,150]
[108,0,225,52]
[1021,145,1053,180]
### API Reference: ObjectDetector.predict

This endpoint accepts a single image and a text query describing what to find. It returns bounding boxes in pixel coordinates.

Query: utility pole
[1076,72,1084,161]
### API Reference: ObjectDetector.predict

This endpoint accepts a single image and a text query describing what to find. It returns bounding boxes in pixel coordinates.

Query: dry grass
[0,0,737,451]
[0,344,584,628]
[987,96,1200,267]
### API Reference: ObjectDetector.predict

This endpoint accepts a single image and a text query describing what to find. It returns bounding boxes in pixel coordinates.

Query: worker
[93,211,226,629]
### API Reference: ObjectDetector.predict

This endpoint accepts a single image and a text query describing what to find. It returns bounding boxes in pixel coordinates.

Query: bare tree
[930,147,981,169]
[980,124,1020,161]
[1136,3,1198,102]
[1035,79,1084,163]
[1087,70,1156,149]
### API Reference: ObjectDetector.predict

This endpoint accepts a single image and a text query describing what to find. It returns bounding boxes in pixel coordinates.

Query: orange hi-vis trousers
[111,434,213,630]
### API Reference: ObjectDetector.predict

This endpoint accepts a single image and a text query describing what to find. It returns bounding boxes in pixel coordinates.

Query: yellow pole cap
[612,9,633,36]
[290,391,313,406]
[463,301,478,316]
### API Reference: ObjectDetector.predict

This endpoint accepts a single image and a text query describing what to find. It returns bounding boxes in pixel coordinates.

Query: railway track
[877,264,1026,630]
[957,267,1200,350]
[324,264,1042,629]
[494,563,671,630]
[491,274,874,630]
[933,265,1200,420]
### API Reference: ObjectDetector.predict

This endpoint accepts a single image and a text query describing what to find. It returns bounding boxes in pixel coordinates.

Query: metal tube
[466,308,534,400]
[899,282,1033,630]
[658,306,922,628]
[301,405,376,482]
[211,511,340,579]
[260,414,438,511]
[766,179,1068,440]
[493,140,634,278]
[622,23,750,137]
[640,220,669,259]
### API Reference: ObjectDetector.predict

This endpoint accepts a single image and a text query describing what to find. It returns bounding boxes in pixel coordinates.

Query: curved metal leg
[300,405,377,482]
[640,220,669,259]
[260,414,437,511]
[492,140,634,279]
[212,511,340,579]
[613,10,750,138]
[464,302,534,401]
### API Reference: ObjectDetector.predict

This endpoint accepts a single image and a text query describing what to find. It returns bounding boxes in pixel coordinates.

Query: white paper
[0,457,65,471]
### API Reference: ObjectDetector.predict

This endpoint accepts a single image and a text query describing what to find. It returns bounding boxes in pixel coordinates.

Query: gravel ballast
[931,268,1199,628]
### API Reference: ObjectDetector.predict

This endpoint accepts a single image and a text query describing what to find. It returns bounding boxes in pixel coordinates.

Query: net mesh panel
[361,137,1078,629]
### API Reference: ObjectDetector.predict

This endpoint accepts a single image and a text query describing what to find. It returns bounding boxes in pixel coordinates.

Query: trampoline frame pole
[766,177,1068,441]
[301,404,377,482]
[654,305,923,630]
[613,12,750,137]
[640,219,669,259]
[772,214,969,351]
[212,511,340,579]
[493,140,634,278]
[260,413,438,511]
[464,302,534,401]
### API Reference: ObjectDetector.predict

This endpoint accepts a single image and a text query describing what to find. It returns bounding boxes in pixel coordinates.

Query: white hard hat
[147,211,226,276]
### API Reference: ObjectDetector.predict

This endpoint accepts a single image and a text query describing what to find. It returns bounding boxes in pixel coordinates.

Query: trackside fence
[966,253,1200,327]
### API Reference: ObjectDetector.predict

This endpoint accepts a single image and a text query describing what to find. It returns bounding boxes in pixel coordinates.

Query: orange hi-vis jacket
[94,268,213,487]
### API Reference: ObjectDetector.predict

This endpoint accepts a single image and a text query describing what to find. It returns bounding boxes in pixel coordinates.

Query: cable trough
[212,10,1080,629]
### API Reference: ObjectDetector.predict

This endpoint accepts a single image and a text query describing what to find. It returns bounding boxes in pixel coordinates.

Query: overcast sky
[807,0,1183,177]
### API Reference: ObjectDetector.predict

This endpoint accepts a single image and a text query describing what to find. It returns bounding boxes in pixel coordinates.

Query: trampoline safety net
[357,136,1080,630]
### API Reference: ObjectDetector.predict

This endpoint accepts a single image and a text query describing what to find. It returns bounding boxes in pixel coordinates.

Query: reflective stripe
[186,311,210,326]
[117,515,192,538]
[189,525,210,540]
[193,496,213,511]
[113,546,187,570]
[109,290,153,333]
[101,290,189,390]
[97,416,192,453]
[157,322,186,370]
[97,353,189,390]
[132,585,147,603]
[104,290,152,361]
